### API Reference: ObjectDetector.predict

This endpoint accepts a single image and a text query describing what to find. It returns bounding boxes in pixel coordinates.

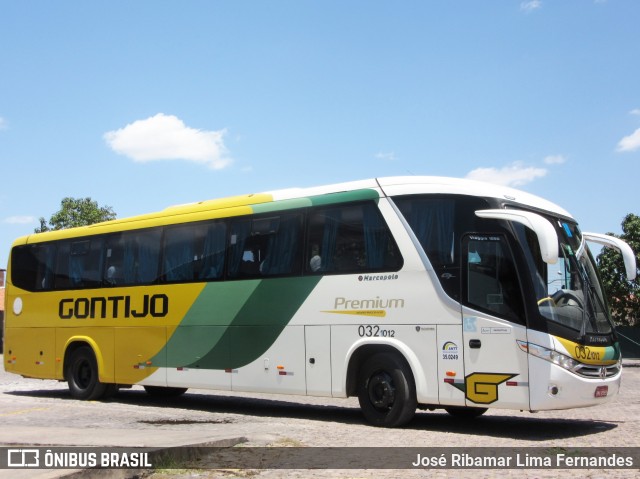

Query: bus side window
[228,218,256,279]
[54,239,104,289]
[260,214,302,276]
[305,202,401,274]
[134,230,161,284]
[53,242,71,289]
[34,244,56,290]
[306,205,359,273]
[199,222,227,280]
[162,221,228,282]
[393,195,490,301]
[104,235,124,286]
[104,230,161,286]
[227,214,302,279]
[163,225,198,282]
[10,243,56,291]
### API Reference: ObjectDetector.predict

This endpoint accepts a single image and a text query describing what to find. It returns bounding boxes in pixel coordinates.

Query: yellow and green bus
[4,177,636,427]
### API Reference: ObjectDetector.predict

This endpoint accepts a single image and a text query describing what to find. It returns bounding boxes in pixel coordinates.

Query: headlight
[518,340,580,372]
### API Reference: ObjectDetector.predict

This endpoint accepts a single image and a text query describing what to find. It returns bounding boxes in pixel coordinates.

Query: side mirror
[583,232,637,281]
[475,209,558,265]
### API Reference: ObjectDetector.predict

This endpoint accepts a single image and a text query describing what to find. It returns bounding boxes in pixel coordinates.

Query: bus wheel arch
[347,345,417,427]
[63,342,116,400]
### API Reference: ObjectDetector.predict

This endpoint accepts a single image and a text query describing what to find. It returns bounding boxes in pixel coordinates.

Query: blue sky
[1,0,639,268]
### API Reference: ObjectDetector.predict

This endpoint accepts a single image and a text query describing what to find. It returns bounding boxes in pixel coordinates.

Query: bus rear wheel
[357,352,416,427]
[66,346,115,400]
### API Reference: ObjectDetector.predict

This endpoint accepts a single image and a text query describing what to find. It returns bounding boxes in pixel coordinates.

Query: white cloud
[520,1,542,13]
[5,216,35,225]
[543,154,567,165]
[0,117,7,130]
[104,113,232,169]
[466,162,547,187]
[616,127,640,153]
[375,151,398,161]
[630,109,640,116]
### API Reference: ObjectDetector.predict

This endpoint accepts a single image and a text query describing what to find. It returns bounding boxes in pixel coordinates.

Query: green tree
[596,213,640,326]
[35,197,117,233]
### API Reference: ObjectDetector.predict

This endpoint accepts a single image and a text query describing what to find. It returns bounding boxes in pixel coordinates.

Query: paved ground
[1,355,639,478]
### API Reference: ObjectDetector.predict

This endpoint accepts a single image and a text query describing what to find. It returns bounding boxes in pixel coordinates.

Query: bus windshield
[514,218,613,336]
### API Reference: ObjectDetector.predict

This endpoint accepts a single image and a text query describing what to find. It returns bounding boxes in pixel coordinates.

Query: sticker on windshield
[562,222,573,238]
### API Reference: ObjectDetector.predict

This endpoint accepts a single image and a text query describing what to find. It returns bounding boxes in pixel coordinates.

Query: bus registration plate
[594,386,608,398]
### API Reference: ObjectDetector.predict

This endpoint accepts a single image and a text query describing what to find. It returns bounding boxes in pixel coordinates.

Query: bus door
[460,234,530,410]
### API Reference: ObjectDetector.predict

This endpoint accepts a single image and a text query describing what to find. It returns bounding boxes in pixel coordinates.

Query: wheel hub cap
[368,372,395,408]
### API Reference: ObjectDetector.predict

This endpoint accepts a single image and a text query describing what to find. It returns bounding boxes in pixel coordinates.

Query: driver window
[464,235,525,324]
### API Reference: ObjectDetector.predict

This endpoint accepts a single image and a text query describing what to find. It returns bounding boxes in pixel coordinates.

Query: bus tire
[444,406,488,419]
[65,346,111,400]
[357,352,417,427]
[144,386,188,397]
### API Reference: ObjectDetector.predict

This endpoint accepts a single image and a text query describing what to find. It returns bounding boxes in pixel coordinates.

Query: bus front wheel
[357,352,417,427]
[65,346,115,400]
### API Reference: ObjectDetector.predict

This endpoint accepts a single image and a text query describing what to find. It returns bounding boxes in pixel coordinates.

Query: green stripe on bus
[157,281,261,367]
[250,189,380,215]
[251,198,312,214]
[308,189,379,206]
[156,276,322,369]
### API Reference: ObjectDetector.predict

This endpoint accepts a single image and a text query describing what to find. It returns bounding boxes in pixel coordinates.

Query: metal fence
[617,326,640,360]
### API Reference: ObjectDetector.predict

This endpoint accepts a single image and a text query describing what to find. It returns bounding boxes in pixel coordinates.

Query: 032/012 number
[358,325,395,338]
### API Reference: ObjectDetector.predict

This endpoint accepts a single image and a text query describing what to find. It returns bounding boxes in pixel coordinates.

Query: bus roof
[376,176,571,217]
[14,176,572,246]
[267,176,571,218]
